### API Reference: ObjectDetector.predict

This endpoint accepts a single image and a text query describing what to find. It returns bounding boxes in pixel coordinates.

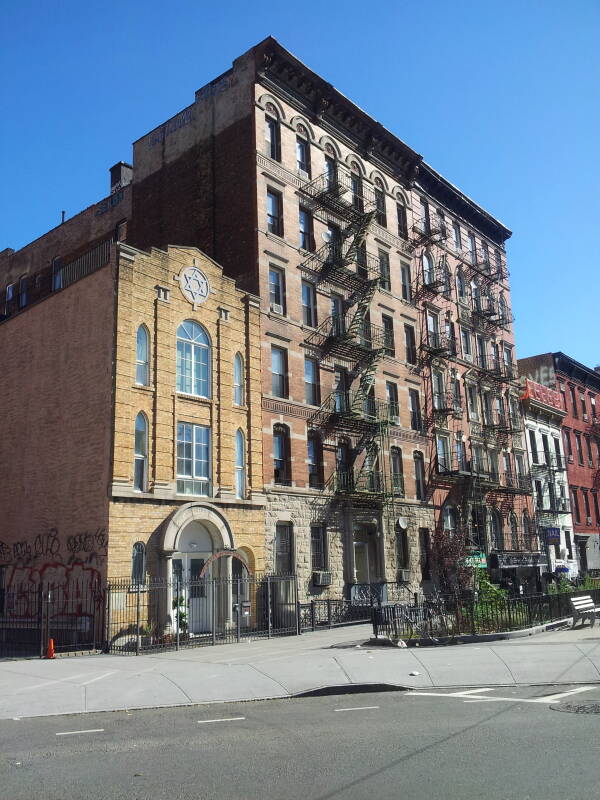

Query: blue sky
[1,0,598,367]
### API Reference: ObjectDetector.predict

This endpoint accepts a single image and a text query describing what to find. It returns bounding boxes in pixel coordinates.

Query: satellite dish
[322,230,333,243]
[397,516,408,530]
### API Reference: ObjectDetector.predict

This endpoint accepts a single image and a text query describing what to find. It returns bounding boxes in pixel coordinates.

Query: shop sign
[544,528,561,545]
[495,552,542,568]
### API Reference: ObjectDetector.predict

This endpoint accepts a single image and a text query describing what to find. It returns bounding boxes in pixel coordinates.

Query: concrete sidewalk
[1,624,599,719]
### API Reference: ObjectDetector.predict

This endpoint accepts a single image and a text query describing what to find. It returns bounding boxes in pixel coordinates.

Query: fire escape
[531,453,570,554]
[299,164,394,510]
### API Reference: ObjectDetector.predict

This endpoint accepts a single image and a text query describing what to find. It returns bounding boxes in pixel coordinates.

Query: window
[18,276,28,309]
[301,280,317,327]
[580,393,587,419]
[266,189,283,237]
[275,523,293,574]
[4,284,14,316]
[382,315,395,356]
[311,526,327,571]
[461,328,472,361]
[585,435,594,466]
[350,165,363,212]
[452,377,462,413]
[583,490,591,522]
[296,134,311,176]
[409,389,422,431]
[233,353,244,406]
[404,324,417,365]
[593,492,600,524]
[569,386,577,417]
[528,429,539,464]
[456,437,467,471]
[591,395,597,420]
[397,201,408,239]
[176,320,211,398]
[304,356,320,406]
[379,249,391,290]
[491,511,503,550]
[495,249,503,278]
[273,425,291,485]
[564,430,573,460]
[265,115,280,161]
[452,221,462,251]
[436,434,451,471]
[553,437,563,469]
[391,447,404,494]
[472,443,485,474]
[298,207,314,251]
[400,263,411,301]
[374,181,387,227]
[325,155,337,189]
[476,334,487,368]
[572,488,581,524]
[480,241,490,270]
[414,451,426,500]
[467,232,476,264]
[510,513,519,550]
[268,267,285,314]
[534,479,543,508]
[386,381,399,421]
[134,412,148,492]
[396,528,409,571]
[432,370,446,410]
[442,505,458,534]
[271,346,288,398]
[136,325,150,386]
[422,252,434,285]
[419,528,431,579]
[467,384,479,421]
[559,383,567,410]
[575,432,584,465]
[456,269,466,300]
[51,258,62,291]
[235,429,246,499]
[131,542,146,585]
[489,450,499,481]
[177,422,211,496]
[307,431,323,489]
[418,198,430,233]
[437,208,447,238]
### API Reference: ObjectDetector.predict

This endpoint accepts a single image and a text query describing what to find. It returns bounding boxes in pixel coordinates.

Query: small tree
[430,526,471,595]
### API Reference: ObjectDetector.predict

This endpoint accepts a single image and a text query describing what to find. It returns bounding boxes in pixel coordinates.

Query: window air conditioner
[270,303,284,315]
[587,517,593,526]
[568,455,574,463]
[397,569,411,583]
[312,570,332,587]
[583,414,588,422]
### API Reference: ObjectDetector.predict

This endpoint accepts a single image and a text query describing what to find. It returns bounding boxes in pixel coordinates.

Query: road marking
[56,728,104,737]
[80,671,116,686]
[530,686,595,704]
[334,706,380,712]
[407,687,598,705]
[197,717,246,725]
[451,688,494,696]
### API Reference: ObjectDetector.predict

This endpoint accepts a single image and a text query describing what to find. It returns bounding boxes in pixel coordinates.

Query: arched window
[235,429,246,499]
[307,431,323,489]
[442,257,451,295]
[350,162,363,212]
[233,353,244,406]
[510,513,519,550]
[273,425,291,485]
[442,505,458,535]
[456,269,466,300]
[134,412,148,492]
[414,451,426,500]
[265,104,281,161]
[491,510,504,550]
[471,279,481,311]
[396,526,409,571]
[295,124,311,176]
[374,178,387,227]
[499,293,509,326]
[131,541,146,585]
[396,195,408,239]
[176,320,211,398]
[136,325,150,386]
[422,251,434,285]
[390,447,404,495]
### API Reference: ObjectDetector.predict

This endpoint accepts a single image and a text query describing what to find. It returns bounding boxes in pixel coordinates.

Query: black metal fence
[0,580,105,659]
[298,599,373,631]
[372,589,600,642]
[106,575,298,654]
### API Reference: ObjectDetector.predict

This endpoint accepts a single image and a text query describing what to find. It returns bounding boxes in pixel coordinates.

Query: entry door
[172,555,213,634]
[354,533,378,584]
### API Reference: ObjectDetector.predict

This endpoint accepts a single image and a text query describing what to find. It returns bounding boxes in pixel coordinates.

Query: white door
[172,554,213,634]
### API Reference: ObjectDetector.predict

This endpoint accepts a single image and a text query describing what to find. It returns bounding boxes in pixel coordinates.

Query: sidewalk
[1,624,599,719]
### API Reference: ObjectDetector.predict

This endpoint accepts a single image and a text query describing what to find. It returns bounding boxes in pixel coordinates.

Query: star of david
[181,267,209,304]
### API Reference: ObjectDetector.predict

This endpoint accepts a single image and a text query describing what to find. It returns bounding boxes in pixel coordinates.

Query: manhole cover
[550,703,600,715]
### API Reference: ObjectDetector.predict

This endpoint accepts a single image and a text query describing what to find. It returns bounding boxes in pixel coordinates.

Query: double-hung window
[267,189,283,237]
[452,222,462,251]
[271,346,288,398]
[404,324,417,365]
[374,183,387,227]
[176,321,211,397]
[379,249,391,290]
[414,452,426,500]
[177,422,211,496]
[397,202,408,238]
[268,267,285,314]
[299,207,314,251]
[275,523,293,573]
[4,284,14,317]
[235,429,246,499]
[296,135,311,176]
[265,116,280,161]
[136,325,150,386]
[400,263,411,301]
[386,381,399,422]
[233,353,244,406]
[301,280,317,327]
[461,328,472,362]
[382,315,395,356]
[409,389,422,431]
[311,526,327,570]
[304,356,320,406]
[18,277,28,309]
[134,413,148,492]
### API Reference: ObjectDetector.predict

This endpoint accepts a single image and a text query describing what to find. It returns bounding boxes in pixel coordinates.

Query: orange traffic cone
[46,638,55,659]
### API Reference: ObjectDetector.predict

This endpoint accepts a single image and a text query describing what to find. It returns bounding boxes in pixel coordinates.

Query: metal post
[470,567,477,637]
[135,583,141,656]
[311,600,316,632]
[327,598,332,629]
[211,580,216,646]
[175,577,180,651]
[294,576,300,636]
[105,582,112,653]
[267,576,272,639]
[38,584,45,658]
[236,578,241,643]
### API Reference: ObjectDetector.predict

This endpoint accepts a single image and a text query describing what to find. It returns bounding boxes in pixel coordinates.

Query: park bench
[570,595,600,628]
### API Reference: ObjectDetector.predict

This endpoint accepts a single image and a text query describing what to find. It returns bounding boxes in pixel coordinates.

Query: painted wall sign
[523,379,563,412]
[148,108,195,148]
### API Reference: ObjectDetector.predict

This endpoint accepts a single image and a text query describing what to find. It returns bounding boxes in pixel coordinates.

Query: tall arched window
[391,447,404,495]
[273,425,291,485]
[134,412,148,492]
[233,353,244,406]
[471,279,481,311]
[350,162,363,212]
[423,251,434,284]
[510,513,519,550]
[307,431,323,489]
[235,429,246,499]
[456,269,466,300]
[265,104,281,161]
[131,541,146,585]
[176,320,211,398]
[499,293,509,326]
[491,510,504,550]
[414,451,426,500]
[136,325,150,386]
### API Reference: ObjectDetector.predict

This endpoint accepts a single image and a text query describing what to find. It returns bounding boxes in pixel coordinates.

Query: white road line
[80,671,116,686]
[197,717,246,725]
[334,706,380,712]
[56,728,104,737]
[17,672,92,693]
[530,686,595,704]
[451,688,494,697]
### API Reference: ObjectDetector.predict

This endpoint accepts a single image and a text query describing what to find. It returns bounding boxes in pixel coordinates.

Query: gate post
[211,579,216,646]
[38,584,45,658]
[135,583,141,656]
[105,583,111,653]
[236,578,241,643]
[175,577,180,651]
[267,576,272,639]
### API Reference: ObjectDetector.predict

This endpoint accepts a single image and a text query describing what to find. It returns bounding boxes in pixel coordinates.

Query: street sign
[464,552,487,568]
[544,528,561,545]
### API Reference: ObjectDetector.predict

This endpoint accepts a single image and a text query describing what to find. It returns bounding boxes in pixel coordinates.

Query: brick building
[2,36,540,601]
[519,353,600,573]
[0,238,266,632]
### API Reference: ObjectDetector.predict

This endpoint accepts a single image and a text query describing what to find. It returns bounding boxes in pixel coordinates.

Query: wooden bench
[570,595,600,628]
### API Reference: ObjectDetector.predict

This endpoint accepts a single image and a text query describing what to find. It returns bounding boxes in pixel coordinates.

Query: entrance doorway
[172,521,214,634]
[353,528,379,584]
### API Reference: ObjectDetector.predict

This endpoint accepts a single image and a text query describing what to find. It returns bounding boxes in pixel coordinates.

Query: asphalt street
[1,685,599,800]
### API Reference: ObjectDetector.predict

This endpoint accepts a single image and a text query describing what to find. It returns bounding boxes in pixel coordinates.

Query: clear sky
[1,0,598,367]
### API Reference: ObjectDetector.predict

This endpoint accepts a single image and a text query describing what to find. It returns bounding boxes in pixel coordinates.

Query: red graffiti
[3,562,102,619]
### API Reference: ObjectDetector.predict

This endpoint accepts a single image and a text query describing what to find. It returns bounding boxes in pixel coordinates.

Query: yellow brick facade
[107,244,265,580]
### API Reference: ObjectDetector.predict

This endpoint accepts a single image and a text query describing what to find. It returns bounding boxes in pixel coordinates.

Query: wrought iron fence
[106,574,298,654]
[0,579,105,659]
[372,589,600,642]
[298,599,373,631]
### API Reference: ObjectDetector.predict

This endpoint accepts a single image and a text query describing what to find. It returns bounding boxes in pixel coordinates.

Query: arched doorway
[172,521,215,634]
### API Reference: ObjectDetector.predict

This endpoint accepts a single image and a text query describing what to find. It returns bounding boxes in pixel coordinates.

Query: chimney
[109,162,133,194]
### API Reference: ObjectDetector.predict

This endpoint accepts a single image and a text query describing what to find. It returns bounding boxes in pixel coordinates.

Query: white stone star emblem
[179,266,209,305]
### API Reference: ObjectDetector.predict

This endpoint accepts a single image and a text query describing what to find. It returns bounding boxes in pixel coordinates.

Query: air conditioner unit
[297,169,310,180]
[587,517,593,526]
[588,460,594,468]
[270,303,284,315]
[397,569,411,583]
[312,570,332,587]
[568,455,574,463]
[583,413,589,422]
